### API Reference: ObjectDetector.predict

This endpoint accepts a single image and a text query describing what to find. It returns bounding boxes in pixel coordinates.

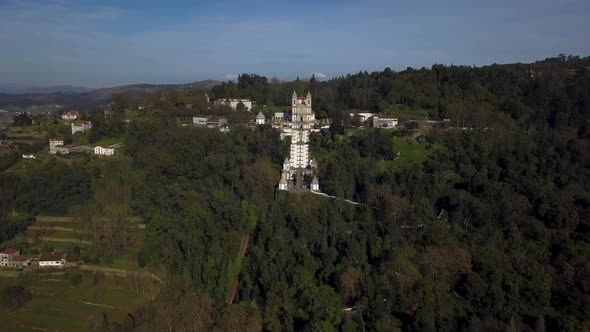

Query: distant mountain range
[0,80,220,109]
[0,84,94,94]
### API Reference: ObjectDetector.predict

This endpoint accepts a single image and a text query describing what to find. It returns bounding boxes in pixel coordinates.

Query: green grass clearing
[71,132,90,146]
[47,230,83,239]
[94,136,124,147]
[5,158,45,176]
[0,273,157,332]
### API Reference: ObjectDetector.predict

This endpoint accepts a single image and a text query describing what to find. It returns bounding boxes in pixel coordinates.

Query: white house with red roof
[49,138,64,154]
[71,120,92,134]
[0,248,19,266]
[214,98,252,111]
[39,252,67,268]
[62,110,80,121]
[94,145,115,156]
[9,256,30,268]
[0,248,31,268]
[104,106,114,118]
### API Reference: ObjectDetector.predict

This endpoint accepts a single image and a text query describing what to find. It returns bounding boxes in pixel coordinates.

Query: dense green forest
[1,56,589,331]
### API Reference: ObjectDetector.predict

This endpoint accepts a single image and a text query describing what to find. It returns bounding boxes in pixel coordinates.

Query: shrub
[0,286,32,310]
[101,256,113,265]
[68,272,83,286]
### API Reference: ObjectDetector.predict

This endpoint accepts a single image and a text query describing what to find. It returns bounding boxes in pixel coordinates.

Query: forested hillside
[1,56,589,331]
[123,56,589,331]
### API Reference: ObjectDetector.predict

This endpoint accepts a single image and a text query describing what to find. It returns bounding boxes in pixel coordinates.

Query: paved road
[309,190,360,205]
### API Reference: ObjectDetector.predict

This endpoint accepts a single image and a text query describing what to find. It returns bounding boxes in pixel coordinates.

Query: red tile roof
[1,248,18,255]
[12,256,28,262]
[207,115,223,121]
[49,138,63,141]
[73,120,91,125]
[39,252,67,262]
[62,110,79,115]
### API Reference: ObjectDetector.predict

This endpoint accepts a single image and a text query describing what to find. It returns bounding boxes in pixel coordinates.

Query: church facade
[277,91,320,192]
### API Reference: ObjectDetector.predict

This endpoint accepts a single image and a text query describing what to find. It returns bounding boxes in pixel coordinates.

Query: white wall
[39,260,65,268]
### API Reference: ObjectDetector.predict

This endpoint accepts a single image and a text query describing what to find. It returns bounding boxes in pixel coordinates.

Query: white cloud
[224,74,239,81]
[311,72,327,79]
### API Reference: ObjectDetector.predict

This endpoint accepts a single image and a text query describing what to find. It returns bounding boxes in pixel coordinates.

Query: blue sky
[0,0,589,87]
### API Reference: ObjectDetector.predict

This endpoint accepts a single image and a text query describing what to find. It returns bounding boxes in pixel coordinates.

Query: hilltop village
[0,79,450,273]
[2,80,453,196]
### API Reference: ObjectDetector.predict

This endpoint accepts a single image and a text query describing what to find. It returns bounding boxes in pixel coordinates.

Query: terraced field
[0,215,159,331]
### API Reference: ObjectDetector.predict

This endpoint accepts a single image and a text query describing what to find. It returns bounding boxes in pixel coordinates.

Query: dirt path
[81,301,116,309]
[28,225,81,232]
[225,233,251,304]
[36,236,90,244]
[79,265,163,283]
[35,216,73,223]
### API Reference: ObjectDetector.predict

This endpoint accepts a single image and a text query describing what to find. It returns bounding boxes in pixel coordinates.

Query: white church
[277,91,320,192]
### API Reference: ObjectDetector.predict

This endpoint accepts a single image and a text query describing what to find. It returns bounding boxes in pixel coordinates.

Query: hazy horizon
[1,0,589,88]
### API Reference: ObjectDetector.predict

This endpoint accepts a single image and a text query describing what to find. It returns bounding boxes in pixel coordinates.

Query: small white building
[373,115,398,129]
[10,256,30,268]
[273,112,284,123]
[278,174,288,190]
[54,145,74,154]
[71,120,92,134]
[22,154,36,159]
[94,145,115,156]
[0,248,19,266]
[255,112,266,125]
[310,176,320,191]
[49,138,64,154]
[192,116,208,126]
[39,252,67,268]
[0,249,30,268]
[104,107,114,118]
[62,110,80,122]
[192,116,228,128]
[214,98,252,111]
[348,111,376,124]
